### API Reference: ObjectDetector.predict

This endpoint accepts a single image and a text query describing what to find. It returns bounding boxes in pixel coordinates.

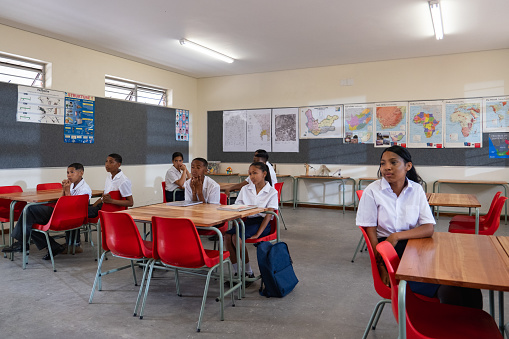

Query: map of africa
[299,106,343,139]
[408,101,443,147]
[343,104,373,143]
[444,100,482,147]
[483,97,509,132]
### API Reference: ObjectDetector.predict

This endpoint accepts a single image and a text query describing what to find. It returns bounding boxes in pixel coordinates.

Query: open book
[217,205,257,212]
[166,200,203,207]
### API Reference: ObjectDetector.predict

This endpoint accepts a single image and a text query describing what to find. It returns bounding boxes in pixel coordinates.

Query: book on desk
[166,200,203,207]
[217,205,257,212]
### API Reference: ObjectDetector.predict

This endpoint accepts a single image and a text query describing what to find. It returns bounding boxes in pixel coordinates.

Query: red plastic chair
[449,195,508,235]
[37,182,62,208]
[89,210,153,305]
[244,209,280,244]
[85,191,126,249]
[351,190,366,262]
[376,241,502,339]
[0,185,27,245]
[161,181,167,203]
[273,182,287,230]
[137,216,234,332]
[31,194,89,271]
[449,191,501,226]
[198,193,229,250]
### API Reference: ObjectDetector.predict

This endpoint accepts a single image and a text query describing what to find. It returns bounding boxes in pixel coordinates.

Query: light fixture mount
[429,0,444,40]
[179,38,234,63]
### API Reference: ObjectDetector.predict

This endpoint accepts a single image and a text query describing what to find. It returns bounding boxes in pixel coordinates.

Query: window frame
[105,75,168,107]
[0,52,46,88]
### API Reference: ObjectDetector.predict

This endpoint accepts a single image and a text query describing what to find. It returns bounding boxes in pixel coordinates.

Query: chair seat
[448,222,491,235]
[202,249,230,267]
[198,223,228,236]
[450,214,487,224]
[245,232,277,243]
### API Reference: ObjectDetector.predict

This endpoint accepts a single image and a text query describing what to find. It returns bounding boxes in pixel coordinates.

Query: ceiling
[1,0,508,79]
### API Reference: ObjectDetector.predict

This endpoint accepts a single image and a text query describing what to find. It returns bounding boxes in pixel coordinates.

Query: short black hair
[377,146,423,184]
[108,153,122,164]
[172,152,184,161]
[192,157,208,167]
[254,150,269,162]
[68,163,84,171]
[255,149,269,160]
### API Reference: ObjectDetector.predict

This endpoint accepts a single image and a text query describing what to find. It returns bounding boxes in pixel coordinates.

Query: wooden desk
[0,189,102,269]
[219,182,238,193]
[428,193,481,233]
[292,175,356,213]
[206,173,240,183]
[396,232,509,338]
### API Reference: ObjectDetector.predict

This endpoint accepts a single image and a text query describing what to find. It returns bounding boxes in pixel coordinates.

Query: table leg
[490,290,495,317]
[499,291,505,336]
[475,208,479,234]
[9,200,17,261]
[398,280,407,339]
[293,178,299,209]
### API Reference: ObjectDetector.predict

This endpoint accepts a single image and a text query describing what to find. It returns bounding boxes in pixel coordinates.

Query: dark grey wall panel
[0,81,188,169]
[208,110,508,167]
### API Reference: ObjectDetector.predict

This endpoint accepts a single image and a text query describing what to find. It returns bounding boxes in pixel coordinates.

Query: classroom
[1,1,509,338]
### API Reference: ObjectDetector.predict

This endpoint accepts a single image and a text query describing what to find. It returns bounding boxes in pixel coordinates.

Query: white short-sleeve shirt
[165,165,183,191]
[235,181,278,218]
[71,178,92,200]
[184,176,220,204]
[355,178,435,238]
[104,170,132,198]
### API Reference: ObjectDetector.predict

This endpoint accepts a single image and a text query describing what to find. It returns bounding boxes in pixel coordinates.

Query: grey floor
[1,207,508,339]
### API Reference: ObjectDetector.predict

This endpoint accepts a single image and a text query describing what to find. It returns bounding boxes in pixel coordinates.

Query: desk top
[293,175,351,180]
[206,173,239,176]
[396,232,509,291]
[436,179,508,185]
[0,189,102,203]
[497,236,509,259]
[358,177,378,181]
[427,193,481,208]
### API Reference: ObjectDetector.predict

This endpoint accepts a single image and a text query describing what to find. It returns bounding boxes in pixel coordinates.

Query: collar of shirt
[109,170,124,181]
[380,177,414,195]
[71,179,84,191]
[246,181,271,194]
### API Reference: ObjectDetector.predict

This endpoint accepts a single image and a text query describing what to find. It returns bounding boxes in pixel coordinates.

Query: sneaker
[42,245,65,260]
[1,242,28,253]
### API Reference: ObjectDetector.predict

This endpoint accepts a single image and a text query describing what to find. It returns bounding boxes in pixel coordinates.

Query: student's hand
[385,233,400,247]
[61,179,71,188]
[195,176,204,192]
[180,163,187,172]
[102,193,113,204]
[378,265,390,287]
[249,234,260,240]
[224,188,230,196]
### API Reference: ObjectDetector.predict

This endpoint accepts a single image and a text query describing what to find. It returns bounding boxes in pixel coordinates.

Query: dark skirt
[226,216,271,239]
[165,189,185,202]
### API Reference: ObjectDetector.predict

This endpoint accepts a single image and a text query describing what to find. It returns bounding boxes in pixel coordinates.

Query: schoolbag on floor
[256,241,298,298]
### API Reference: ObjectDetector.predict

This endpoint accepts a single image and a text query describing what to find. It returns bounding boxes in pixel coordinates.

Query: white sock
[232,263,238,274]
[245,262,253,275]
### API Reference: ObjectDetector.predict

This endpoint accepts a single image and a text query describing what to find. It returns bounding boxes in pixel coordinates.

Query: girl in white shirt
[225,162,278,277]
[165,152,191,202]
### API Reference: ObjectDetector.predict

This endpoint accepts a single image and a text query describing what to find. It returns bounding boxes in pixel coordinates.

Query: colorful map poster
[374,102,407,147]
[223,110,247,152]
[344,104,374,144]
[17,85,65,124]
[299,105,343,139]
[488,133,509,158]
[246,109,271,152]
[483,96,509,132]
[64,92,95,144]
[176,109,189,141]
[272,108,299,152]
[408,101,444,148]
[444,98,482,148]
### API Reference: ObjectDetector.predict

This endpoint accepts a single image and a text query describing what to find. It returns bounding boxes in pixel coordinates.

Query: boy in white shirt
[184,158,220,204]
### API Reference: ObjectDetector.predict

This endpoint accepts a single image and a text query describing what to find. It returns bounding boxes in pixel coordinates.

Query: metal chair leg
[362,299,391,339]
[351,235,365,262]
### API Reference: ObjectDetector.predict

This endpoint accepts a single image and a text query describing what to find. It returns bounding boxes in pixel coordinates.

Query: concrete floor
[1,207,508,339]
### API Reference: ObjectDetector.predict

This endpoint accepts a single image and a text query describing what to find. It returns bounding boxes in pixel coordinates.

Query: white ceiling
[1,0,508,79]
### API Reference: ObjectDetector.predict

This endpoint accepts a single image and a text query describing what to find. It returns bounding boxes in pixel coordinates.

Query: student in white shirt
[356,145,482,308]
[165,151,190,202]
[225,162,278,277]
[184,158,220,204]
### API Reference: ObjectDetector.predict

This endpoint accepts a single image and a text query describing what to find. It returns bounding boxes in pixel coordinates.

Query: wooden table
[497,236,509,337]
[428,193,482,233]
[0,189,102,269]
[292,175,356,213]
[206,173,240,183]
[396,232,509,338]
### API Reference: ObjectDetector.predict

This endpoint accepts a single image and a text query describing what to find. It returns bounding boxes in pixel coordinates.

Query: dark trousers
[11,204,60,250]
[165,189,185,202]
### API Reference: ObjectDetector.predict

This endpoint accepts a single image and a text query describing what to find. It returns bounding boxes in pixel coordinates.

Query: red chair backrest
[376,241,402,321]
[99,210,148,258]
[39,194,89,232]
[356,190,363,201]
[220,193,227,206]
[359,227,391,300]
[161,181,167,203]
[0,185,26,220]
[101,191,127,212]
[484,192,502,220]
[274,182,283,203]
[37,183,62,191]
[152,216,211,268]
[482,195,508,235]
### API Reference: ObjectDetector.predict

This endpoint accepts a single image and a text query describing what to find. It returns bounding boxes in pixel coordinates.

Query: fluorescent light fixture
[179,39,234,63]
[429,0,444,40]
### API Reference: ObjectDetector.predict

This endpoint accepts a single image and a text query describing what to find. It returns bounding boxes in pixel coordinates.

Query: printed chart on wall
[483,96,509,132]
[444,98,482,148]
[223,110,247,152]
[299,105,344,139]
[272,108,299,152]
[176,109,189,141]
[64,92,95,144]
[488,133,509,158]
[17,86,65,124]
[246,109,271,152]
[408,101,444,148]
[374,102,407,147]
[343,104,374,144]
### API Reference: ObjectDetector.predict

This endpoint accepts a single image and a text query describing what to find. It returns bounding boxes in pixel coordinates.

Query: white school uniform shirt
[165,165,183,191]
[355,178,435,238]
[235,181,278,218]
[70,178,92,200]
[184,176,220,204]
[245,162,278,187]
[104,170,133,198]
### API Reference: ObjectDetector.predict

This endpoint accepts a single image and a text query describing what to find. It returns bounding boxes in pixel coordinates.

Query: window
[0,53,46,87]
[105,76,168,106]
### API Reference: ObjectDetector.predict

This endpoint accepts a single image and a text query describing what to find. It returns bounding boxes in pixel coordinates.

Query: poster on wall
[343,103,374,144]
[64,92,95,144]
[443,98,482,148]
[223,110,247,152]
[246,109,272,152]
[483,96,509,132]
[407,100,444,148]
[272,108,299,152]
[176,109,189,141]
[488,133,509,158]
[299,105,344,139]
[17,85,65,124]
[374,102,408,147]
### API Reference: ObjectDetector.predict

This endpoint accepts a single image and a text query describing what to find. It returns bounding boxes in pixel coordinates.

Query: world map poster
[374,102,408,148]
[408,101,444,148]
[343,104,374,144]
[299,105,343,139]
[483,96,509,132]
[443,98,482,148]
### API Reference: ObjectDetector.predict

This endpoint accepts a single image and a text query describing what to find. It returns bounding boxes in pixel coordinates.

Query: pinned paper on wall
[64,92,95,144]
[176,109,189,141]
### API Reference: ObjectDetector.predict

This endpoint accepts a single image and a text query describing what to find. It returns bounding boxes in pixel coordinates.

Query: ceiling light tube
[179,39,234,63]
[429,0,444,40]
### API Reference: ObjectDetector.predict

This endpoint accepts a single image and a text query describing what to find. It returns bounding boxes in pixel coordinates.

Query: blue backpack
[256,241,298,298]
